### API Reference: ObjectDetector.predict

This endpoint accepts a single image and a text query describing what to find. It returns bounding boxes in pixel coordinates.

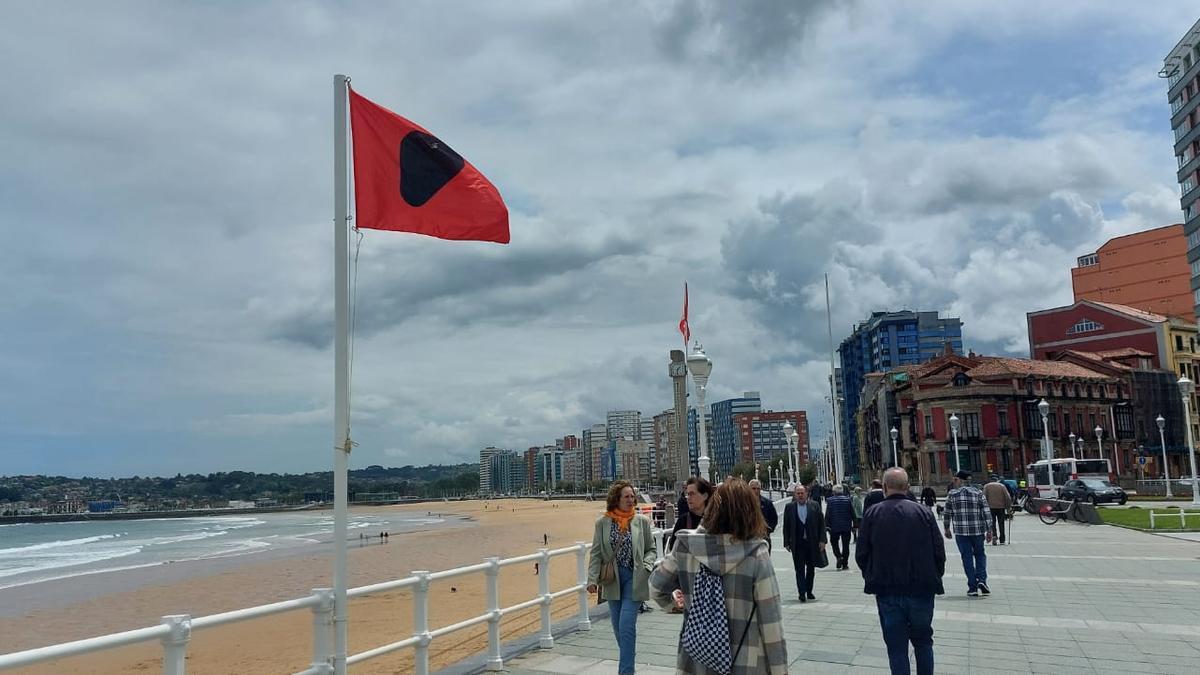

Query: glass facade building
[837,310,963,480]
[709,392,763,474]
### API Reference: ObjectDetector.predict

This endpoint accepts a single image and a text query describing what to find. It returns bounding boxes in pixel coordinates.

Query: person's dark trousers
[791,546,815,596]
[765,534,772,554]
[954,534,987,592]
[830,530,851,567]
[875,594,935,675]
[989,508,1007,543]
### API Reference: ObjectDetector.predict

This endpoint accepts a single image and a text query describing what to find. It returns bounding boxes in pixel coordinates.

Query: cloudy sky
[2,1,1197,477]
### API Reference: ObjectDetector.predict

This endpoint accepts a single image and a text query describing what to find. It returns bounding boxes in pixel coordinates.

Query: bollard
[485,557,503,671]
[160,614,191,675]
[308,588,335,674]
[412,571,432,675]
[574,542,591,630]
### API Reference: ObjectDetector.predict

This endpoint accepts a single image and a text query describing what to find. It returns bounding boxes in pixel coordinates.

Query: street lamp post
[1095,426,1104,468]
[1157,415,1172,499]
[1039,399,1054,494]
[889,427,899,469]
[949,413,961,475]
[778,459,785,489]
[790,429,800,486]
[1177,377,1200,505]
[1068,432,1077,460]
[782,421,795,486]
[687,343,713,481]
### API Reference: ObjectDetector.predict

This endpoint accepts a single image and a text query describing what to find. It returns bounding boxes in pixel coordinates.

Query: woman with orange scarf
[587,480,657,675]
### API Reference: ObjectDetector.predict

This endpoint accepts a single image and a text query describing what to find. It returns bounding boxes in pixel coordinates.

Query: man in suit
[749,479,779,551]
[783,484,827,602]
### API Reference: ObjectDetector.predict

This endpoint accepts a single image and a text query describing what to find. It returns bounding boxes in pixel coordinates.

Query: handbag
[815,547,829,569]
[599,559,616,585]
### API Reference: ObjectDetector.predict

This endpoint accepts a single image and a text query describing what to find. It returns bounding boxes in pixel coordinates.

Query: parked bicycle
[1037,497,1088,525]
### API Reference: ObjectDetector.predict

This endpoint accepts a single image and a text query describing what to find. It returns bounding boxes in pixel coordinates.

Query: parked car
[1058,478,1127,505]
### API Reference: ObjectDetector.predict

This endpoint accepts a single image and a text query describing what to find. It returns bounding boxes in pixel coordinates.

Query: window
[1189,229,1200,250]
[924,413,933,438]
[1186,175,1198,196]
[1174,96,1186,114]
[1076,413,1084,433]
[1076,253,1098,267]
[1089,413,1096,431]
[1193,259,1200,277]
[1062,412,1071,436]
[997,409,1009,434]
[963,412,980,438]
[1178,335,1186,351]
[1067,319,1103,335]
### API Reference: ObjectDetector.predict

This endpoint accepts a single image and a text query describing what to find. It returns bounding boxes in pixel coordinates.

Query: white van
[1026,458,1112,499]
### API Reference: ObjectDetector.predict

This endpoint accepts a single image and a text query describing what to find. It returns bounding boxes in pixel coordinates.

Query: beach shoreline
[0,498,607,674]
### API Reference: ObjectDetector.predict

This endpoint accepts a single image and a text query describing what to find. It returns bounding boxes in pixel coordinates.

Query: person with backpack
[650,479,788,674]
[587,480,657,675]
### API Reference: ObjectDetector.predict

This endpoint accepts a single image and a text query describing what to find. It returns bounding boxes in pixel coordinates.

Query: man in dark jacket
[825,485,855,570]
[863,479,886,513]
[749,479,778,551]
[783,484,827,602]
[857,467,945,675]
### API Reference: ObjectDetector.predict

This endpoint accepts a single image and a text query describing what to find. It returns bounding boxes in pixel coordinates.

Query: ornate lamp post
[889,427,899,468]
[1095,426,1104,466]
[1039,399,1054,494]
[782,421,795,485]
[949,413,961,475]
[1068,432,1077,460]
[1177,377,1200,505]
[790,429,801,486]
[778,459,785,489]
[687,343,713,481]
[1157,415,1171,498]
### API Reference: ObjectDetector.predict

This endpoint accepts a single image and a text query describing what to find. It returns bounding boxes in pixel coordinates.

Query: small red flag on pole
[679,282,691,345]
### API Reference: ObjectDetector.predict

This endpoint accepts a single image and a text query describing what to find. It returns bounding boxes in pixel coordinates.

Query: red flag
[348,87,509,243]
[679,283,691,344]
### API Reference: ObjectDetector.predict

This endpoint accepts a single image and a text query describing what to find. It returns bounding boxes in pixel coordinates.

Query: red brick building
[733,410,809,466]
[1028,300,1171,367]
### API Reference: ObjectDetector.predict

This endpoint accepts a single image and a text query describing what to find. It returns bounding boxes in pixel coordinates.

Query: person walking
[851,486,865,543]
[863,479,886,513]
[983,476,1012,545]
[587,480,657,674]
[749,479,778,552]
[807,480,825,511]
[825,485,854,570]
[651,480,788,674]
[942,470,992,597]
[856,467,945,675]
[919,486,937,511]
[782,484,826,602]
[667,476,713,552]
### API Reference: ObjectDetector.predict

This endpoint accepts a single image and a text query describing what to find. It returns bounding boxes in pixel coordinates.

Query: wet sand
[0,499,606,674]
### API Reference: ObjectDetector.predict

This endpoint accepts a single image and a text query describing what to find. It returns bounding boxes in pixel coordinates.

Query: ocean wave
[0,544,144,581]
[0,533,125,555]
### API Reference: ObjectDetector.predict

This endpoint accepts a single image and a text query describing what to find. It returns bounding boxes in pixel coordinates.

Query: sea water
[0,510,449,590]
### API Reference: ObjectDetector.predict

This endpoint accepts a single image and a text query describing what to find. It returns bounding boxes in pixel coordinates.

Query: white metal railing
[0,528,669,675]
[1147,509,1200,529]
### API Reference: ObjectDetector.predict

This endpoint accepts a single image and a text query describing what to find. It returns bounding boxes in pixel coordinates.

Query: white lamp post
[1177,377,1200,505]
[1038,399,1054,494]
[1068,432,1077,460]
[787,425,796,482]
[889,427,899,468]
[1095,426,1104,466]
[1157,415,1172,498]
[782,421,795,485]
[949,413,961,475]
[778,459,785,489]
[687,343,713,481]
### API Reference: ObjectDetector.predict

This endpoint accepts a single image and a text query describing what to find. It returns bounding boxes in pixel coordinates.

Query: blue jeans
[954,534,987,591]
[875,594,934,675]
[608,564,638,674]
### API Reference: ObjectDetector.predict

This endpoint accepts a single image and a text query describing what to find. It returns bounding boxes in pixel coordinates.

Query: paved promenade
[497,507,1200,674]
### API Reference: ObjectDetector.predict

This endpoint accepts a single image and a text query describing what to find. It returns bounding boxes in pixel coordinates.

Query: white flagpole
[332,73,352,675]
[826,273,844,483]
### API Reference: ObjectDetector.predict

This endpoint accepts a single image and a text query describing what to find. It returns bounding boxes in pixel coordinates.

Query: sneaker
[978,582,990,595]
[967,590,979,597]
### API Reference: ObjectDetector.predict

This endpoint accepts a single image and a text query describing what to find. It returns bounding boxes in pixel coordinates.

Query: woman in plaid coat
[650,479,788,674]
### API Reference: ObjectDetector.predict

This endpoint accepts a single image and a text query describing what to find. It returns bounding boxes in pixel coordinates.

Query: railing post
[309,588,335,674]
[413,571,432,675]
[537,548,553,649]
[575,542,591,630]
[485,557,503,671]
[160,614,191,675]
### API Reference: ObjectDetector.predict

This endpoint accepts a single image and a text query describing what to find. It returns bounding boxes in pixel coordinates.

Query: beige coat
[587,513,656,601]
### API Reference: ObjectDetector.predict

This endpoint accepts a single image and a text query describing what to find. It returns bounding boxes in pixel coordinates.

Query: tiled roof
[965,356,1109,379]
[1089,301,1168,323]
[1091,347,1155,359]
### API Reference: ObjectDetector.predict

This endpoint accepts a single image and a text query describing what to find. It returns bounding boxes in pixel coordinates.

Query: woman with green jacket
[587,480,657,675]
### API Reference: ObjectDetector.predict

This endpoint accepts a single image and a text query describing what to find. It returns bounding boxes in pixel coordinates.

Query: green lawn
[1097,506,1200,531]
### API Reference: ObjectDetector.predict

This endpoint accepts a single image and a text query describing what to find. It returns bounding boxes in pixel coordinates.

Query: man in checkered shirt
[942,470,993,597]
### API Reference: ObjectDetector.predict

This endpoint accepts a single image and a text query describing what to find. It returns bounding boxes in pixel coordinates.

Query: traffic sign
[1138,456,1147,466]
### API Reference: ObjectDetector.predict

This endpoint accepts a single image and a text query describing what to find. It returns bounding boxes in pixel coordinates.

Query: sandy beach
[0,499,611,674]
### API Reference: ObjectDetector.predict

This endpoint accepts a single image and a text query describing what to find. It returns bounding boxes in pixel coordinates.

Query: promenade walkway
[491,508,1200,674]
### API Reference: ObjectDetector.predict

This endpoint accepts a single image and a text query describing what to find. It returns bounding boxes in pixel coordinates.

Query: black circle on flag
[399,130,465,207]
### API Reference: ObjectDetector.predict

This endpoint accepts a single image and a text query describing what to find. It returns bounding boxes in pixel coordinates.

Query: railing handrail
[0,527,669,675]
